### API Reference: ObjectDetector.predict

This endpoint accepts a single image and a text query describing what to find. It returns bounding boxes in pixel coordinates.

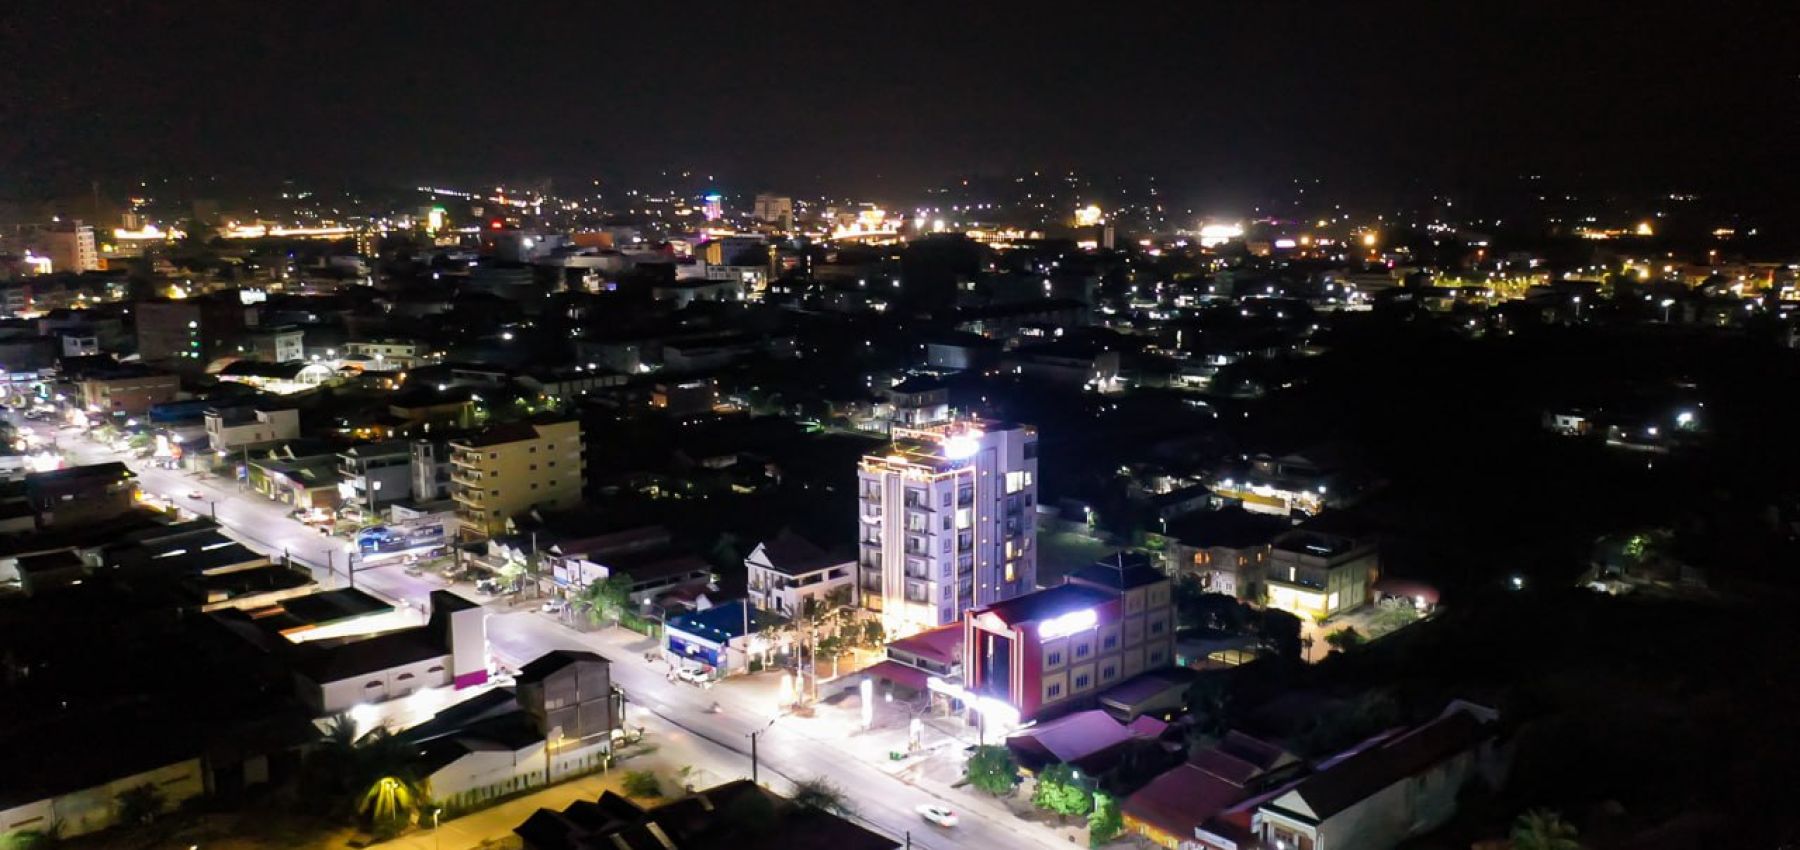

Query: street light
[1660,298,1676,323]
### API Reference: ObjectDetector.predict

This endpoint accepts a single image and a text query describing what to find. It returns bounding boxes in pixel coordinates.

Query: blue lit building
[663,600,787,679]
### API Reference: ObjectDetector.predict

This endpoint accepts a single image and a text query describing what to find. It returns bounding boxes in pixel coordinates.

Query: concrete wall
[0,758,204,837]
[309,653,453,716]
[431,738,610,814]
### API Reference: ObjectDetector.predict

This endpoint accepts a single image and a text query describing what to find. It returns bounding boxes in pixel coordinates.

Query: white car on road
[916,804,958,827]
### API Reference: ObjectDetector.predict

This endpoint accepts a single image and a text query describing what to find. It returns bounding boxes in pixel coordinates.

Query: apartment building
[856,419,1038,637]
[449,420,584,537]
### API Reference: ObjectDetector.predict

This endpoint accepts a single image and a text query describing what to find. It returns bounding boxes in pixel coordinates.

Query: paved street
[22,415,1074,850]
[488,613,1076,850]
[20,414,448,609]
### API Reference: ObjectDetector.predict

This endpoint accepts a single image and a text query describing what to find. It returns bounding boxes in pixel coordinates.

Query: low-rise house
[1265,524,1378,621]
[206,404,301,451]
[405,650,620,813]
[865,623,963,706]
[248,453,342,512]
[1249,701,1507,850]
[1123,732,1301,849]
[344,338,429,370]
[514,779,899,850]
[1209,454,1328,517]
[663,600,787,678]
[744,529,853,617]
[1006,340,1124,391]
[25,462,136,530]
[1163,508,1292,602]
[1005,708,1171,775]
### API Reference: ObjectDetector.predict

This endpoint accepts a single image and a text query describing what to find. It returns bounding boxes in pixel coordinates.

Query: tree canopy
[964,745,1020,796]
[1031,763,1094,819]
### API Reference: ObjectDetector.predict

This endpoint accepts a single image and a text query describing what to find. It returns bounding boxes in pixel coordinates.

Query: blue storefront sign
[666,633,722,668]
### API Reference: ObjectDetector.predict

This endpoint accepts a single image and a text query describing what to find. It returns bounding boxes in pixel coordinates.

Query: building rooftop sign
[1038,608,1097,639]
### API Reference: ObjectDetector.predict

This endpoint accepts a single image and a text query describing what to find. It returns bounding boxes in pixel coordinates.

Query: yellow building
[450,419,584,538]
[1264,529,1377,621]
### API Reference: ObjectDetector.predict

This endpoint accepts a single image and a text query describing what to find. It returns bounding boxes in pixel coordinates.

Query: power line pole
[750,730,759,784]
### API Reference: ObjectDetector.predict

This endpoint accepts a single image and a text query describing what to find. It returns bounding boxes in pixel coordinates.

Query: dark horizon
[3,1,1794,215]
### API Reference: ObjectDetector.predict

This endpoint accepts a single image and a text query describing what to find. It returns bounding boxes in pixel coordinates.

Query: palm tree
[781,596,847,705]
[360,774,429,837]
[576,573,634,627]
[301,712,364,803]
[1510,808,1582,850]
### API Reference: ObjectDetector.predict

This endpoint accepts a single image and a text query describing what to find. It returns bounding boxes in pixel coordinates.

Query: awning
[863,659,931,692]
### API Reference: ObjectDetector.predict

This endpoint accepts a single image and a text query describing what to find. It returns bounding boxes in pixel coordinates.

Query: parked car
[541,598,565,614]
[185,490,205,500]
[474,578,501,594]
[916,804,958,827]
[674,667,711,686]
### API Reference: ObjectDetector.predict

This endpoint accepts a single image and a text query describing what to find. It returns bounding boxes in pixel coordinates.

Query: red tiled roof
[861,660,930,691]
[885,624,963,664]
[1124,764,1255,841]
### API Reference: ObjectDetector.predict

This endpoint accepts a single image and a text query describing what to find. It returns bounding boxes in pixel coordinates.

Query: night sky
[3,0,1793,207]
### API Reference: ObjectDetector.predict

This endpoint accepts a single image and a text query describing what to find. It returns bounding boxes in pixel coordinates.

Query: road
[20,414,445,608]
[24,415,1060,850]
[486,613,1046,850]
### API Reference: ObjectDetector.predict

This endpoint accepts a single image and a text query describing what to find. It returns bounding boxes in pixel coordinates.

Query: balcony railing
[450,471,484,489]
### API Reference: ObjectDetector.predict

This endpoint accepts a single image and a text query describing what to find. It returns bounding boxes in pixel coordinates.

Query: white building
[744,530,854,617]
[857,419,1039,636]
[292,590,488,715]
[344,339,430,371]
[337,440,414,512]
[204,405,300,451]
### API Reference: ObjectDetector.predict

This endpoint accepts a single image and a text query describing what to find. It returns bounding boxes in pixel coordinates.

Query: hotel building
[856,419,1038,636]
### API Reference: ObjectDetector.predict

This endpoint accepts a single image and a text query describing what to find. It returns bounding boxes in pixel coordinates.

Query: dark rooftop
[1270,707,1493,823]
[292,626,448,683]
[518,649,611,684]
[749,529,843,576]
[25,461,134,488]
[1067,551,1166,592]
[1164,508,1293,549]
[978,582,1117,627]
[513,779,899,850]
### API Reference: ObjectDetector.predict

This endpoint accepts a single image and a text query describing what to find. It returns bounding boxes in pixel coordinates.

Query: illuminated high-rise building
[857,419,1039,636]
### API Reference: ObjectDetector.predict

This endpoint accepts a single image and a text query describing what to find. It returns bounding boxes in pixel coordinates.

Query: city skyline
[4,2,1793,220]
